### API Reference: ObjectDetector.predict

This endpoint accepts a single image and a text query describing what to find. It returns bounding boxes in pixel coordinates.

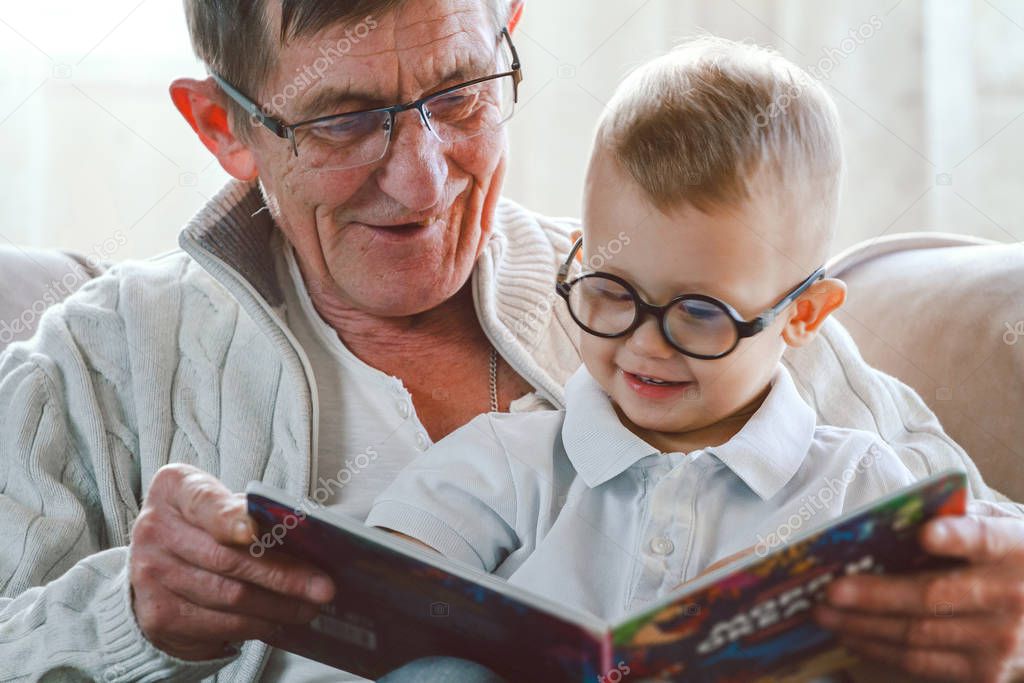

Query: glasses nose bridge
[624,297,679,358]
[390,100,441,141]
[633,295,671,328]
[626,296,675,348]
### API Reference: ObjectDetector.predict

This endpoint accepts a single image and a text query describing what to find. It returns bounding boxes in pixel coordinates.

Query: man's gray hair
[184,0,511,136]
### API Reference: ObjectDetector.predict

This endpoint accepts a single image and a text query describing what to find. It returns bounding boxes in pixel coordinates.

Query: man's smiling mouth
[351,216,443,241]
[364,215,440,228]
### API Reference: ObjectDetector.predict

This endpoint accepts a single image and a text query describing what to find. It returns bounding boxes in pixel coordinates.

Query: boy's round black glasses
[555,238,826,360]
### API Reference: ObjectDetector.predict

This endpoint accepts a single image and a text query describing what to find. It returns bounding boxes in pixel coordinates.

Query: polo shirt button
[398,401,411,419]
[415,432,430,451]
[650,536,675,555]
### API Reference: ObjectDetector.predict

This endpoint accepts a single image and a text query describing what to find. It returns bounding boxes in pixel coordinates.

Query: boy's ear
[781,278,847,348]
[170,77,259,182]
[508,1,525,32]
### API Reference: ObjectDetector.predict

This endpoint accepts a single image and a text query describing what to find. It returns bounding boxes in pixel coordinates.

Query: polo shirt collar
[561,365,816,498]
[562,367,660,488]
[705,366,816,500]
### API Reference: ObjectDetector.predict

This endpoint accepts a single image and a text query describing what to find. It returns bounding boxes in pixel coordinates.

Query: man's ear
[781,278,847,348]
[170,77,258,182]
[508,1,525,33]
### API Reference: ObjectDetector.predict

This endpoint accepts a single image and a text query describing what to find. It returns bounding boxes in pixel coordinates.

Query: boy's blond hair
[597,36,844,256]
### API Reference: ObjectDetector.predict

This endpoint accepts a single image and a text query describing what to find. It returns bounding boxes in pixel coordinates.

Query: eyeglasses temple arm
[501,28,523,88]
[557,237,584,284]
[210,73,289,139]
[750,266,828,331]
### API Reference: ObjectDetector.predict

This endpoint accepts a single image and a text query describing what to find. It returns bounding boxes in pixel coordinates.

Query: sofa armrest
[0,246,108,354]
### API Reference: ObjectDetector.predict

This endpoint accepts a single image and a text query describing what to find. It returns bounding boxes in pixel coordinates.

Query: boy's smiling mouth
[621,369,695,399]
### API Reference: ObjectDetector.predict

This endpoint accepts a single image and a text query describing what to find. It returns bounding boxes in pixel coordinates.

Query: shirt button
[650,536,675,555]
[415,432,430,451]
[397,401,411,419]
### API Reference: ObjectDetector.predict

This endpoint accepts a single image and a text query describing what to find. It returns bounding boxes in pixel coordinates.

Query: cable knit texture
[0,179,1016,682]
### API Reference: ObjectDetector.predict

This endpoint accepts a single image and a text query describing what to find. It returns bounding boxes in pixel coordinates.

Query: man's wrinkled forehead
[276,1,497,116]
[389,3,491,52]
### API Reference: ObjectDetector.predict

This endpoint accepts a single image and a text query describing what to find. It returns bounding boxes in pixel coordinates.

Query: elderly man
[1,1,1023,681]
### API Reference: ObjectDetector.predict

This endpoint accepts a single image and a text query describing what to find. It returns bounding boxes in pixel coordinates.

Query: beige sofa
[1,234,1021,499]
[828,233,1023,501]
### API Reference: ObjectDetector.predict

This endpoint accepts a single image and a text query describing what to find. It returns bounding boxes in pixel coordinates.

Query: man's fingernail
[307,574,334,602]
[927,521,950,546]
[233,519,252,542]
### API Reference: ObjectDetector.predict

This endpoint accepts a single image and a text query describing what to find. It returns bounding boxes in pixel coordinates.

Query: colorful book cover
[609,470,968,682]
[246,469,966,682]
[246,486,608,682]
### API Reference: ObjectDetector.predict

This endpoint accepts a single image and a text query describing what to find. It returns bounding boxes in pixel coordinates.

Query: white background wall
[1,0,1023,265]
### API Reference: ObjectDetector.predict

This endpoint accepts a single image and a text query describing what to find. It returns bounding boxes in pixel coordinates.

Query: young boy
[365,37,922,622]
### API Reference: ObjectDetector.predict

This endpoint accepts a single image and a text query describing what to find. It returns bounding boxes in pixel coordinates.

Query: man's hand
[815,500,1024,682]
[129,464,336,661]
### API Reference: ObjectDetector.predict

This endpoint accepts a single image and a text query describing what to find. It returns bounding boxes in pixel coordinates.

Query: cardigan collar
[177,179,582,407]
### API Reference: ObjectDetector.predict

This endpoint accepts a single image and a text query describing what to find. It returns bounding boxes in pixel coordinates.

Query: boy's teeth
[638,375,676,385]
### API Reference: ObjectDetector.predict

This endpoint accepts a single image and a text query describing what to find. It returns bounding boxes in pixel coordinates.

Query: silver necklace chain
[489,348,499,413]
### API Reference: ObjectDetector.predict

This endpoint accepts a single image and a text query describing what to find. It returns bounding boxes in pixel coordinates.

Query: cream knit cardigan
[0,180,1013,682]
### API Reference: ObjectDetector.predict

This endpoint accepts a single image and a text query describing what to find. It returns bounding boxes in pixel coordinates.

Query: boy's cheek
[579,337,620,384]
[582,331,616,352]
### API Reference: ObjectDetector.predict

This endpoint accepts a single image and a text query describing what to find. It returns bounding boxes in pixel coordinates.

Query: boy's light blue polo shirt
[366,365,920,621]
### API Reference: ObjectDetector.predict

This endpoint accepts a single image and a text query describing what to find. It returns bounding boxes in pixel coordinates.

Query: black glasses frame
[210,28,522,159]
[555,237,827,360]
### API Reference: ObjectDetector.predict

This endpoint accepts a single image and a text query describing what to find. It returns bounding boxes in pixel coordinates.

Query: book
[246,469,967,682]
